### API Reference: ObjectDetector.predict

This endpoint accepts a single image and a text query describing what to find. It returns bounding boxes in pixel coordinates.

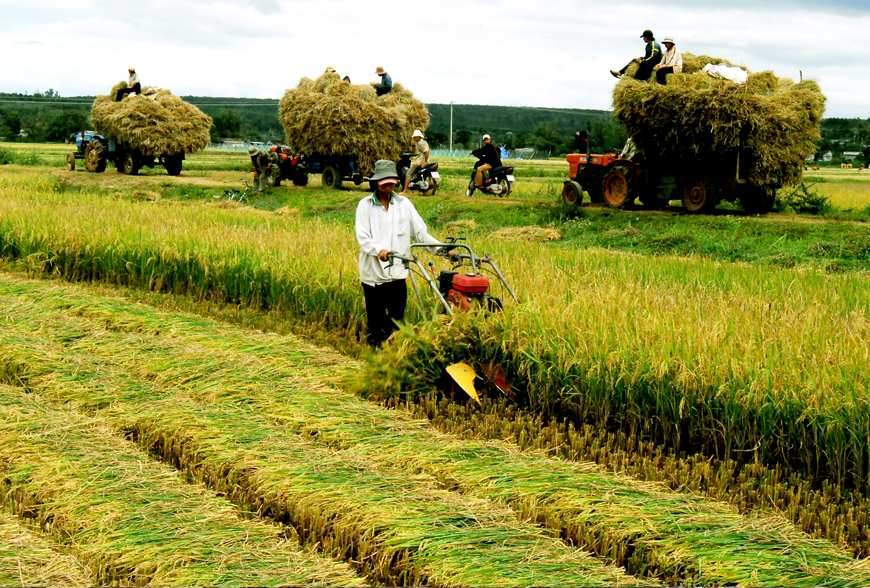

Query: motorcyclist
[469,134,501,195]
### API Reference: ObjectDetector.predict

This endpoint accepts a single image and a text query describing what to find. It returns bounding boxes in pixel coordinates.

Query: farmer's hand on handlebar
[378,249,390,262]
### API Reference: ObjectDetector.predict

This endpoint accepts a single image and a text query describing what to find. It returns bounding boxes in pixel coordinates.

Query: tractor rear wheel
[84,141,107,173]
[738,185,776,214]
[681,178,716,213]
[322,165,342,189]
[292,174,309,187]
[120,152,139,175]
[66,152,76,171]
[164,154,183,176]
[562,181,583,205]
[602,166,635,208]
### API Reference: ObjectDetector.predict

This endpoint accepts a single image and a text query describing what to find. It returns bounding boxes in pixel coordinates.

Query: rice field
[1,148,870,584]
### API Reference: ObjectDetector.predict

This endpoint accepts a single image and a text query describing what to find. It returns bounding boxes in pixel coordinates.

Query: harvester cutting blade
[446,363,481,404]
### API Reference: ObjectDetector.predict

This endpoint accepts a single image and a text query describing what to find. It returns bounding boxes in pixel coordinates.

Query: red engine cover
[452,274,489,293]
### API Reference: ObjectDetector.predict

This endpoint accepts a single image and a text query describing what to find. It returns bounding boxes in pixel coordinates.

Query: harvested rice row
[0,285,642,586]
[0,509,91,587]
[2,275,869,586]
[0,385,365,587]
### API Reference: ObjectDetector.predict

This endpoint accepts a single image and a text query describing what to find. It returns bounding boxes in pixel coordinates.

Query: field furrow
[0,384,365,587]
[0,509,91,587]
[2,273,869,586]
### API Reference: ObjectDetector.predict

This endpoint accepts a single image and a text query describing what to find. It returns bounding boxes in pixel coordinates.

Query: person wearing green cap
[611,30,662,82]
[355,159,440,346]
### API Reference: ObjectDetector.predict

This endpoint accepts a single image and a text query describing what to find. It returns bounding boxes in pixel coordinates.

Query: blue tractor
[66,131,184,176]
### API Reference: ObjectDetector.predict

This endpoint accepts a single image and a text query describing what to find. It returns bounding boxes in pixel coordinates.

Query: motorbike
[466,159,515,197]
[397,152,441,196]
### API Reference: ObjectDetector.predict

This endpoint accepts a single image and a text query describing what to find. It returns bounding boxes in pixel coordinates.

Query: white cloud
[0,0,867,116]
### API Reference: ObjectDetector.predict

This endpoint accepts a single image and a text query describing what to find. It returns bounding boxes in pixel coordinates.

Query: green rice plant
[0,508,91,587]
[0,386,365,587]
[2,274,870,586]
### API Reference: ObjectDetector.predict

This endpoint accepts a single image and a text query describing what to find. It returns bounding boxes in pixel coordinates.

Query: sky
[1,0,868,117]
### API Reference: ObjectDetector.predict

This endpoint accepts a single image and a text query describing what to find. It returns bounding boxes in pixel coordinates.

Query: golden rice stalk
[279,72,430,176]
[90,82,212,157]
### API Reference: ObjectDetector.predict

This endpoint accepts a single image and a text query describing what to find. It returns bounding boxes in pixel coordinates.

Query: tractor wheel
[681,178,716,213]
[322,165,342,189]
[84,140,107,173]
[120,151,139,175]
[164,155,183,176]
[602,166,635,208]
[586,183,605,203]
[562,181,583,205]
[66,152,76,171]
[292,174,309,187]
[496,177,510,197]
[738,185,776,214]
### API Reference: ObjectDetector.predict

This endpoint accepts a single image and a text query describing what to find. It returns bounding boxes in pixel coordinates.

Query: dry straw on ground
[613,53,825,188]
[491,226,562,242]
[91,82,212,157]
[279,72,429,176]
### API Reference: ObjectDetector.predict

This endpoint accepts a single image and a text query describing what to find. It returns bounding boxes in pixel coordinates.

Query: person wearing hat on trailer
[655,37,683,85]
[371,66,392,96]
[400,129,430,195]
[115,68,142,101]
[610,30,662,82]
[469,134,502,194]
[248,145,276,194]
[355,159,441,347]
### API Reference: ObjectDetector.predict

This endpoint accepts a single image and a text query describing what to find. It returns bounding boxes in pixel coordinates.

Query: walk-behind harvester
[386,238,519,404]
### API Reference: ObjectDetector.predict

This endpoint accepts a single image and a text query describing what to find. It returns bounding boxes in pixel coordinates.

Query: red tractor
[562,149,776,214]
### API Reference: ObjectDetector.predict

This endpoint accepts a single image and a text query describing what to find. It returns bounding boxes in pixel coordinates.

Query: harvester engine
[437,270,502,313]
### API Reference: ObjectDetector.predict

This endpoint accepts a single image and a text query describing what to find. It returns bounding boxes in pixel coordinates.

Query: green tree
[44,110,87,142]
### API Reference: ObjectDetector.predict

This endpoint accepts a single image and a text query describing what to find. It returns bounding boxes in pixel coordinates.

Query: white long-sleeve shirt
[129,72,140,86]
[660,46,683,73]
[355,192,439,286]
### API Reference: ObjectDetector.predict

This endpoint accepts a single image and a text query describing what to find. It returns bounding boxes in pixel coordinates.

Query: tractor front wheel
[602,166,634,208]
[66,152,76,171]
[84,141,107,173]
[322,165,342,189]
[562,181,583,205]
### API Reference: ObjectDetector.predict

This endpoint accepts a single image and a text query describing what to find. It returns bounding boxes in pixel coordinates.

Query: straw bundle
[279,72,429,176]
[613,53,825,188]
[491,226,562,242]
[90,82,212,157]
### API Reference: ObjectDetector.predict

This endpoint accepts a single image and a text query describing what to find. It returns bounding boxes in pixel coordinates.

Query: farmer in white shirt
[355,159,440,346]
[656,37,683,85]
[115,68,142,101]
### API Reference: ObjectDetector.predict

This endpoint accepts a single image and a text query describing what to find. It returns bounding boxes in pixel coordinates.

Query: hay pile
[491,226,562,242]
[613,53,825,187]
[279,72,429,176]
[90,82,212,157]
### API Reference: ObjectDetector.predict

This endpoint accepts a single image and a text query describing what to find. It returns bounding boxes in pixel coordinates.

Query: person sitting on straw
[372,66,392,96]
[400,129,430,195]
[656,37,683,85]
[355,160,441,347]
[115,68,142,101]
[611,30,662,81]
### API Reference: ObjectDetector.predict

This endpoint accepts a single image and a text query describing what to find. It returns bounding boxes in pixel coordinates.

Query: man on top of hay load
[400,129,430,195]
[355,159,440,347]
[372,66,393,96]
[115,68,142,101]
[611,30,662,81]
[655,37,682,85]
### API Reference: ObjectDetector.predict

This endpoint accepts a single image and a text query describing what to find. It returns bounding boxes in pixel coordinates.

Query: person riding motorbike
[469,134,501,195]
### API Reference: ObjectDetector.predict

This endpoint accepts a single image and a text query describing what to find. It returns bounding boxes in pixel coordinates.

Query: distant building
[843,151,861,161]
[822,151,833,162]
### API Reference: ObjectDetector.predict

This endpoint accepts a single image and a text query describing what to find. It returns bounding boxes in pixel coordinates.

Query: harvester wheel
[602,166,634,208]
[681,178,715,213]
[292,174,309,187]
[322,165,342,189]
[738,185,776,214]
[120,152,139,175]
[496,178,511,197]
[66,152,76,171]
[562,181,583,205]
[84,140,107,173]
[164,154,183,176]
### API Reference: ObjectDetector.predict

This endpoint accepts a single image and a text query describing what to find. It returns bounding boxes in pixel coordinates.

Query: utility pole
[449,102,454,151]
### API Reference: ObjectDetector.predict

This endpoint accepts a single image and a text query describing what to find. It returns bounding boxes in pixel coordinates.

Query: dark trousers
[116,83,142,101]
[656,66,675,85]
[362,279,407,346]
[634,59,659,81]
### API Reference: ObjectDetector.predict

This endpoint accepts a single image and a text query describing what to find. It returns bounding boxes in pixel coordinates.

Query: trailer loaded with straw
[67,82,212,176]
[563,54,826,213]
